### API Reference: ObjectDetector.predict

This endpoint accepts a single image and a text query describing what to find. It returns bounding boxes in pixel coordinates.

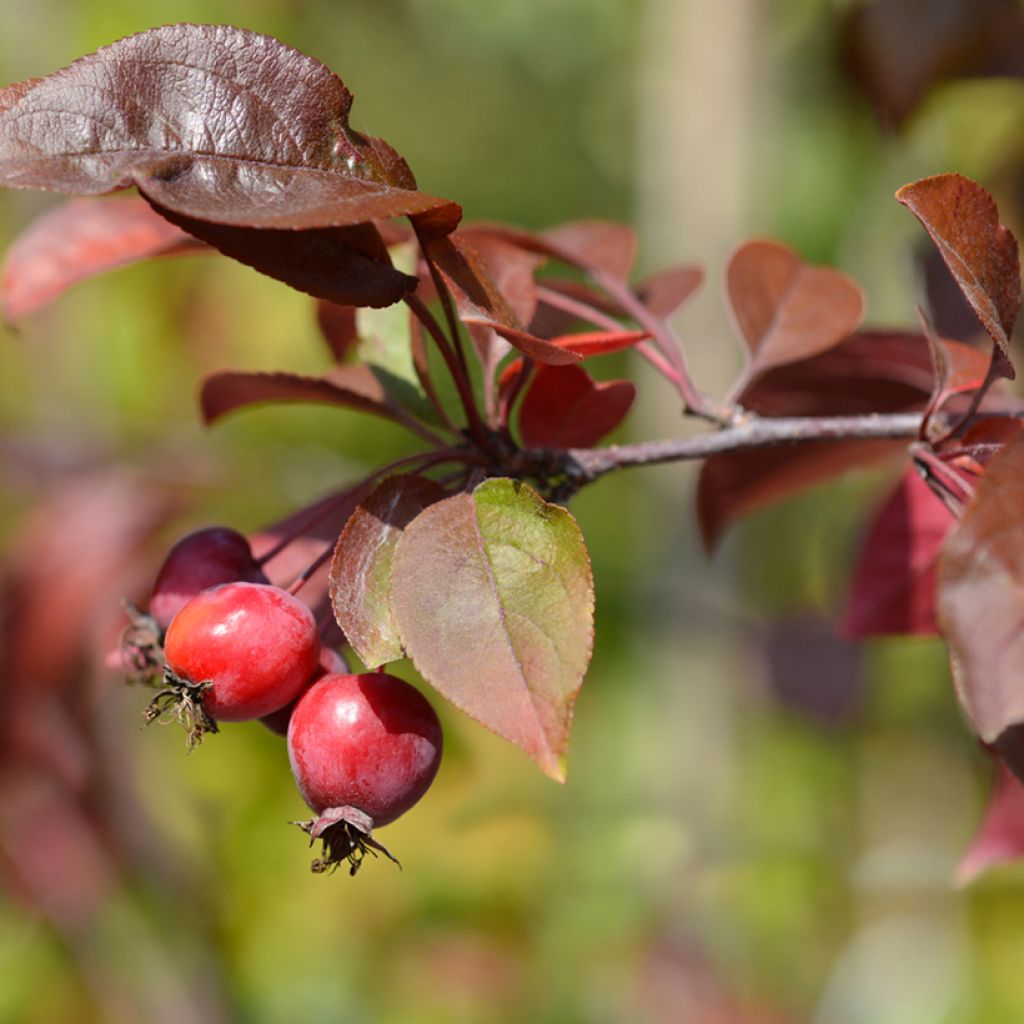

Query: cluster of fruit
[123,527,443,875]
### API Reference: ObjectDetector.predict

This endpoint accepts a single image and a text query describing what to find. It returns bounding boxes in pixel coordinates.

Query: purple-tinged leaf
[938,432,1024,743]
[390,478,594,781]
[841,467,955,638]
[517,364,635,449]
[726,240,865,380]
[329,475,447,669]
[0,25,458,229]
[540,221,637,280]
[200,365,397,426]
[957,763,1024,885]
[1,196,204,320]
[897,174,1020,377]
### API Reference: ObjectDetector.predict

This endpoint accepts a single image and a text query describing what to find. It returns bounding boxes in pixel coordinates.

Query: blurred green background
[3,1,1024,1022]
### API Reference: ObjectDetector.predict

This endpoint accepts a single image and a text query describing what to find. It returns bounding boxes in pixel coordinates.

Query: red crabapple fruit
[288,672,443,874]
[151,581,320,746]
[149,526,268,630]
[259,646,349,737]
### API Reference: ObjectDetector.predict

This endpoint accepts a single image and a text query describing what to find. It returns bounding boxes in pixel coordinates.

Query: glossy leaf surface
[390,478,594,780]
[939,432,1024,742]
[1,196,202,320]
[329,475,447,669]
[897,174,1020,375]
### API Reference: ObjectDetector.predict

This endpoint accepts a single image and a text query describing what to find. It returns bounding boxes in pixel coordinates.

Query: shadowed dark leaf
[939,432,1024,743]
[1,196,204,320]
[316,300,359,362]
[390,478,594,780]
[897,174,1020,376]
[518,364,635,449]
[726,240,865,380]
[698,330,954,548]
[329,475,447,668]
[841,467,955,638]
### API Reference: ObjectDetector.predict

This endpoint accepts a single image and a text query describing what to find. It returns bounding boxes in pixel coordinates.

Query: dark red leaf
[841,467,955,638]
[0,26,458,227]
[0,196,203,320]
[697,330,947,548]
[316,301,359,362]
[329,475,447,669]
[957,762,1024,885]
[897,174,1020,376]
[147,200,415,308]
[200,365,396,425]
[938,432,1024,743]
[726,240,865,380]
[518,364,635,449]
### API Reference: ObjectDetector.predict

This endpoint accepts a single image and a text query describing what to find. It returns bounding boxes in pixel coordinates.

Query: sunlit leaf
[390,478,594,780]
[897,174,1020,377]
[329,475,447,668]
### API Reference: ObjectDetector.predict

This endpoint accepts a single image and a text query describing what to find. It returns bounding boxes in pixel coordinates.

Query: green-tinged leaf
[330,475,448,669]
[390,478,594,780]
[353,243,437,421]
[939,432,1024,744]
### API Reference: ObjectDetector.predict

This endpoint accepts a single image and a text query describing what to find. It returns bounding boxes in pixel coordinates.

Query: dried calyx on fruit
[147,581,321,748]
[288,672,443,874]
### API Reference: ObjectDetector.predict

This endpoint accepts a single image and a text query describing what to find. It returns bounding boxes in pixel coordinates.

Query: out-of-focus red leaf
[957,762,1024,885]
[540,221,637,279]
[635,263,704,319]
[390,478,594,781]
[554,328,650,357]
[726,239,865,380]
[946,416,1024,474]
[455,230,544,326]
[843,0,1024,129]
[841,468,955,638]
[329,475,447,669]
[697,330,948,549]
[0,196,204,321]
[897,174,1020,376]
[518,364,635,449]
[938,432,1024,744]
[316,300,359,362]
[199,365,397,426]
[920,311,991,426]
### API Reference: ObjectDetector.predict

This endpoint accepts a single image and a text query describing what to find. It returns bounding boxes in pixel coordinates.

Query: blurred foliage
[3,1,1024,1022]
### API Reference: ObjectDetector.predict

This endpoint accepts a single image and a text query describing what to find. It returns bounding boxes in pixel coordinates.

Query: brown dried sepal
[119,602,165,686]
[142,667,219,751]
[292,805,400,876]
